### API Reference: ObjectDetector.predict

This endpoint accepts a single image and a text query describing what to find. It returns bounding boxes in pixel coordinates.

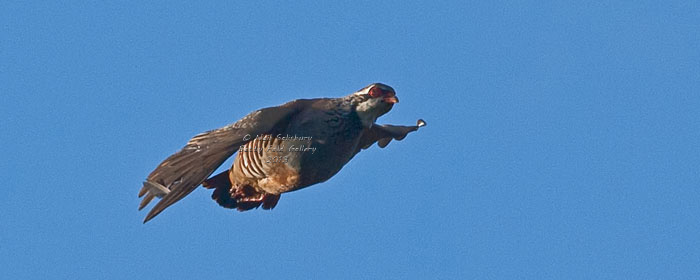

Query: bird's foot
[231,186,279,211]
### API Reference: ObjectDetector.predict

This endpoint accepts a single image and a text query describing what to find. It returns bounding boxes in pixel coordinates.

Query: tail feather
[202,170,281,211]
[202,171,230,190]
[203,171,238,209]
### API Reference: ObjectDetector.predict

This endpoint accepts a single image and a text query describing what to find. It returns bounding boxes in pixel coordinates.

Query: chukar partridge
[138,83,426,223]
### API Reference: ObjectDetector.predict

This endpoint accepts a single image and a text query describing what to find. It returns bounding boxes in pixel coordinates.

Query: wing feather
[139,99,309,223]
[356,119,426,154]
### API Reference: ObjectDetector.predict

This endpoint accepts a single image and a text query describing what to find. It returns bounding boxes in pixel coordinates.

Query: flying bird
[138,83,426,223]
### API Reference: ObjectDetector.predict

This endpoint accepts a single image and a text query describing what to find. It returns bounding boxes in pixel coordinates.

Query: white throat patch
[355,98,383,127]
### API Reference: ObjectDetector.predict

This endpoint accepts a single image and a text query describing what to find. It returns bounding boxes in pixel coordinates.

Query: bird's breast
[231,110,364,193]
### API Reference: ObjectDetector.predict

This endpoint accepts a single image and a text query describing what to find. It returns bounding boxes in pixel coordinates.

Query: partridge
[138,83,426,223]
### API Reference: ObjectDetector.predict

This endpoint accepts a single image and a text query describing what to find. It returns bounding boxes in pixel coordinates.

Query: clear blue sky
[2,1,699,279]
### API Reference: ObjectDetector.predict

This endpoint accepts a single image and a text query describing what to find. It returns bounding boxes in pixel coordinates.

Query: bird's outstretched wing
[356,119,426,154]
[138,99,309,223]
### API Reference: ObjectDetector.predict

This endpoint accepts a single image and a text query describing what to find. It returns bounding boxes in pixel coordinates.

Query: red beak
[383,96,399,104]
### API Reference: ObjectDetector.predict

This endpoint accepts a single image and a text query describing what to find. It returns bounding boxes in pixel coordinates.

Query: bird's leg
[232,185,265,211]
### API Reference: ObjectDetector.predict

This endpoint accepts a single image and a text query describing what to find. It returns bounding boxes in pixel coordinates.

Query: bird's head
[351,83,399,127]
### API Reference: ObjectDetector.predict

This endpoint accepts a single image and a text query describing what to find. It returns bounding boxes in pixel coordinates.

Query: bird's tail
[202,171,237,208]
[202,170,281,211]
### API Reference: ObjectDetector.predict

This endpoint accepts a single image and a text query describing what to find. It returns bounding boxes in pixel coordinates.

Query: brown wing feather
[139,99,311,223]
[356,119,426,154]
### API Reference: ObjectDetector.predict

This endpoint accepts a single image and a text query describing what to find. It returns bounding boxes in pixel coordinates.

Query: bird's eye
[369,87,383,98]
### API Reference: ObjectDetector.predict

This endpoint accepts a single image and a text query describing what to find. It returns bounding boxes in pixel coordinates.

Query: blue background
[2,1,699,279]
